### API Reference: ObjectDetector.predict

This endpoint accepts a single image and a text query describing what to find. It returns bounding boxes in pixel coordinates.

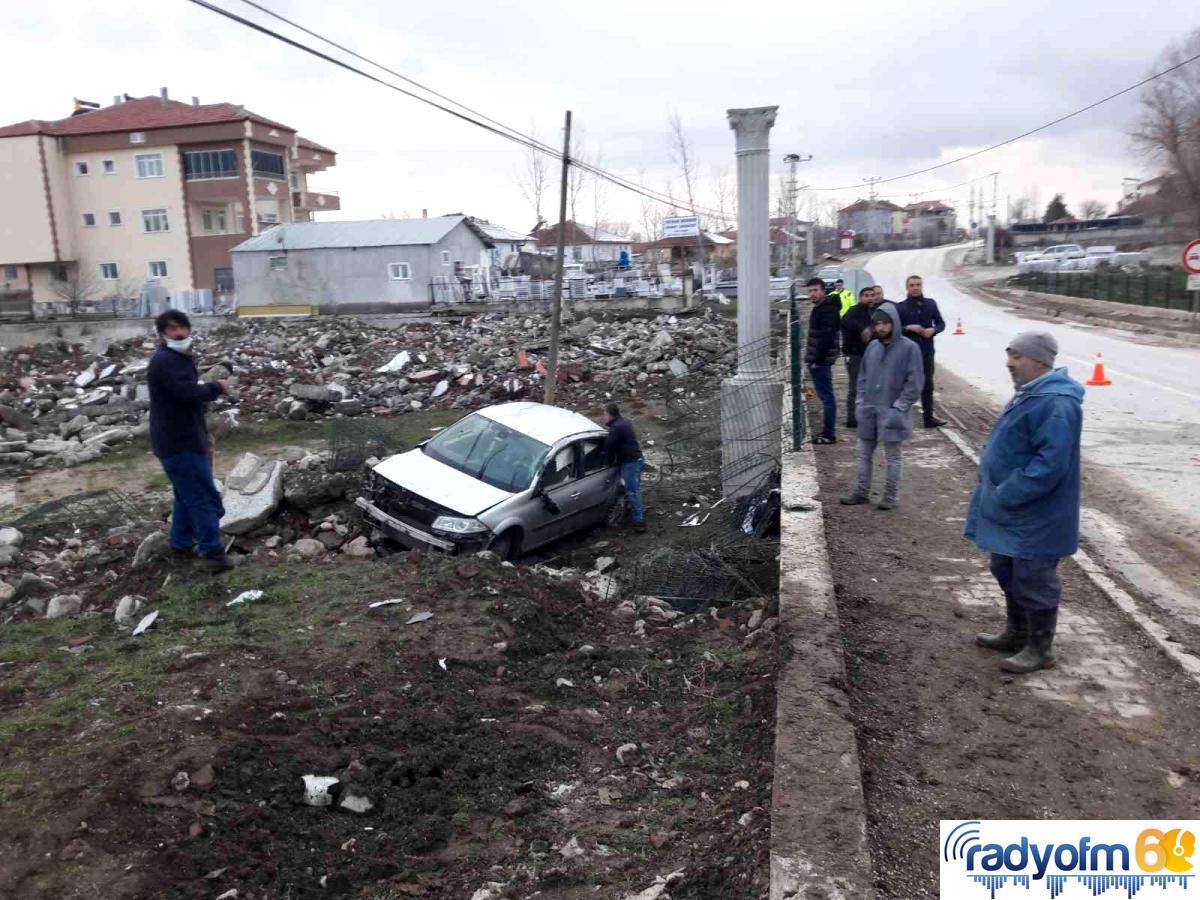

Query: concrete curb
[770,444,875,900]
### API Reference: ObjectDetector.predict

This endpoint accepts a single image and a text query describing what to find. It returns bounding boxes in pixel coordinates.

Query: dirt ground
[808,370,1200,899]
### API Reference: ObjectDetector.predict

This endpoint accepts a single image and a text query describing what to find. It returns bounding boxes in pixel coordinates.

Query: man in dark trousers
[804,277,842,444]
[840,285,882,429]
[603,402,645,533]
[966,332,1083,674]
[148,310,232,572]
[896,274,947,427]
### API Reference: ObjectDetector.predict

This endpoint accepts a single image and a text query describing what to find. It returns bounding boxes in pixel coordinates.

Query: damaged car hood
[372,449,515,516]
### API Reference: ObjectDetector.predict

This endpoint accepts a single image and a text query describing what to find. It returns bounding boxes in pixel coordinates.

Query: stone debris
[44,594,82,619]
[0,310,736,475]
[114,594,146,625]
[220,454,285,535]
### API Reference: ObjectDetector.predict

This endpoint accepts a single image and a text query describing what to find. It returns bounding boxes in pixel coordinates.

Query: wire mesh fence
[327,418,415,472]
[1011,269,1200,312]
[9,489,149,535]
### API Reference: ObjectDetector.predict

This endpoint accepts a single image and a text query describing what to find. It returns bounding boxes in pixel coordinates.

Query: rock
[668,358,689,377]
[408,369,442,384]
[337,791,374,814]
[283,470,348,511]
[649,330,674,351]
[82,427,132,448]
[202,364,231,383]
[559,836,586,859]
[503,796,531,818]
[569,317,599,339]
[335,399,364,416]
[615,743,640,766]
[0,527,23,547]
[292,538,326,559]
[221,456,285,535]
[12,572,55,602]
[171,771,191,792]
[0,452,33,465]
[594,556,616,573]
[0,405,35,431]
[613,600,638,622]
[45,594,83,618]
[317,531,345,551]
[0,581,12,603]
[114,594,146,625]
[430,380,449,399]
[286,400,308,421]
[747,609,764,631]
[133,532,171,569]
[74,368,97,388]
[59,447,103,468]
[27,440,77,456]
[60,414,89,438]
[191,764,216,788]
[342,536,373,558]
[289,383,337,403]
[376,350,411,373]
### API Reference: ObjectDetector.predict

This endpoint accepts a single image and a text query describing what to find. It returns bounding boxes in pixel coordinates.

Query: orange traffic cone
[953,319,965,335]
[1085,352,1112,386]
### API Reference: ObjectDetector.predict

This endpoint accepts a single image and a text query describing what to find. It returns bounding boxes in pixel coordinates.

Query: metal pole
[544,110,571,405]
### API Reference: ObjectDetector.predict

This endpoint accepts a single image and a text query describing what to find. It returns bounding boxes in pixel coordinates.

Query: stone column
[721,106,782,499]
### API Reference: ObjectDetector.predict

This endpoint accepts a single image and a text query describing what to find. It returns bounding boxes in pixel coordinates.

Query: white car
[357,402,623,559]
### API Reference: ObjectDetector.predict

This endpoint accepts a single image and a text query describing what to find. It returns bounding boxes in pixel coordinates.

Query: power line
[185,0,727,219]
[806,49,1200,191]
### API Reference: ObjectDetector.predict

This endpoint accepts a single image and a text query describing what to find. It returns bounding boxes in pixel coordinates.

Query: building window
[74,161,89,176]
[288,170,299,191]
[250,150,286,179]
[148,261,168,278]
[108,210,122,226]
[3,265,18,282]
[183,149,238,180]
[102,159,116,175]
[142,208,169,233]
[135,153,164,179]
[268,256,287,271]
[441,250,450,265]
[202,208,227,233]
[388,262,411,281]
[99,263,119,281]
[129,132,146,144]
[81,213,96,227]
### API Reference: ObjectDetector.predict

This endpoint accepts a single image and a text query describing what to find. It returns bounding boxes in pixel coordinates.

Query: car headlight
[431,515,490,536]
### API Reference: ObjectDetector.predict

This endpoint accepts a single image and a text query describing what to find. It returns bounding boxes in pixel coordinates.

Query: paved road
[864,244,1200,544]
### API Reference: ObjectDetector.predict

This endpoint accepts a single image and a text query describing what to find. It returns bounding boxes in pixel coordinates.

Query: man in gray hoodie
[840,302,925,510]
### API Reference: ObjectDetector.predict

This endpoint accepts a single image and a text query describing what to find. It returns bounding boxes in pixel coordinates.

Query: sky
[2,0,1196,235]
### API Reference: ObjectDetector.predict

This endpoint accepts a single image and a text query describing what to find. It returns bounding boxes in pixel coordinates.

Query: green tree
[1042,194,1070,223]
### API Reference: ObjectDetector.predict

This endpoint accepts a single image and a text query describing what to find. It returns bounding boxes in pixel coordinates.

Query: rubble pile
[0,310,736,473]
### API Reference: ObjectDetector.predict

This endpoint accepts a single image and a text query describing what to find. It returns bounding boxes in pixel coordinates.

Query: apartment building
[0,90,338,306]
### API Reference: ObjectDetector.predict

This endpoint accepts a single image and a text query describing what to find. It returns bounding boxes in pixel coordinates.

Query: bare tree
[51,266,99,315]
[1133,28,1200,231]
[1079,199,1107,220]
[666,108,702,226]
[590,146,611,244]
[637,168,664,242]
[710,164,735,232]
[517,120,550,229]
[1009,194,1035,223]
[567,124,588,234]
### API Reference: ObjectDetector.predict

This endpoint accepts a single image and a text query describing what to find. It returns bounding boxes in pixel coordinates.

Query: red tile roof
[298,136,336,155]
[0,97,327,148]
[839,199,904,213]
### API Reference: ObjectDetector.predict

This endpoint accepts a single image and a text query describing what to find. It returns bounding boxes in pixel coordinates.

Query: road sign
[1188,273,1200,291]
[662,215,700,239]
[1182,239,1200,274]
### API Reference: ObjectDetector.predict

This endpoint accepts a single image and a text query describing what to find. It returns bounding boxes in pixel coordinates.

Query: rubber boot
[975,597,1027,652]
[1000,609,1058,674]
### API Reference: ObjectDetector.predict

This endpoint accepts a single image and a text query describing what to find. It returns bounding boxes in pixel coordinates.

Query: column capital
[727,106,778,153]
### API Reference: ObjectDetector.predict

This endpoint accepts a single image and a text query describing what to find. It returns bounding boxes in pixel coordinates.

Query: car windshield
[423,412,549,493]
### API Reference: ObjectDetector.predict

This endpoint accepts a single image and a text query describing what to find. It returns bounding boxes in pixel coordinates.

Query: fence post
[789,288,805,450]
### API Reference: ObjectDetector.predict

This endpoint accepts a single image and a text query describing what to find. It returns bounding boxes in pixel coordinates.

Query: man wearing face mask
[148,310,232,573]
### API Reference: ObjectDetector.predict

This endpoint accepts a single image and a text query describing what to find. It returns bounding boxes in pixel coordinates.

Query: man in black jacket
[896,275,948,427]
[148,310,231,572]
[840,285,882,429]
[804,277,842,444]
[603,402,646,532]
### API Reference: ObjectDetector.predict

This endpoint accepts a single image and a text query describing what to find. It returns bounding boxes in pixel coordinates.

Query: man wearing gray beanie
[964,331,1084,674]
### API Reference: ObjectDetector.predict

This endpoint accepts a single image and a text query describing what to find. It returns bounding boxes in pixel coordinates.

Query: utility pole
[783,153,808,277]
[863,176,882,202]
[544,110,571,405]
[985,172,999,265]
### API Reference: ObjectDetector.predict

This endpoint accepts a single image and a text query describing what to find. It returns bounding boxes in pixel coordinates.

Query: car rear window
[423,412,549,493]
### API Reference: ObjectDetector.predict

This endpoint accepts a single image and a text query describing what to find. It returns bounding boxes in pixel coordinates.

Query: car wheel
[489,530,518,561]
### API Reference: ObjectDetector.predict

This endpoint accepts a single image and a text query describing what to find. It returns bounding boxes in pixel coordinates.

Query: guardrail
[1011,269,1198,312]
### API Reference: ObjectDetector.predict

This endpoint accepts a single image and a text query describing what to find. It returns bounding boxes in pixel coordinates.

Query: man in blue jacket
[603,402,646,533]
[966,332,1083,674]
[839,302,924,510]
[148,310,232,573]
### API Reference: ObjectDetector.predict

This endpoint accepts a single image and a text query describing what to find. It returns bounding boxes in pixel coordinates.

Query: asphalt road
[864,244,1200,550]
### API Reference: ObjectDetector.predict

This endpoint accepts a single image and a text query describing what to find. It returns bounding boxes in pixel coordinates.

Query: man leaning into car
[603,402,646,533]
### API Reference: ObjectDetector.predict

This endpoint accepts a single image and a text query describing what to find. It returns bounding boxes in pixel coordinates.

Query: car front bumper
[355,497,490,554]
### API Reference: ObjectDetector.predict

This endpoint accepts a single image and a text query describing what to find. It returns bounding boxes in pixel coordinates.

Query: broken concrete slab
[221,457,285,535]
[45,594,83,619]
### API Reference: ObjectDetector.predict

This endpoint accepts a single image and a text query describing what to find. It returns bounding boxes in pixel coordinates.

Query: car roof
[476,402,605,446]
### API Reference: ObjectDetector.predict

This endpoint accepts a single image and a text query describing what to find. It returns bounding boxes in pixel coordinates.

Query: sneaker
[839,492,870,505]
[875,499,898,511]
[198,552,235,573]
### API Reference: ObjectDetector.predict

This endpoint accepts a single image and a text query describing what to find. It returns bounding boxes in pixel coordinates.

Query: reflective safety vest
[837,290,855,317]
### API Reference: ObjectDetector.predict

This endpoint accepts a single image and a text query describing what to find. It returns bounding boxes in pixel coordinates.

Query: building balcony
[292,190,340,212]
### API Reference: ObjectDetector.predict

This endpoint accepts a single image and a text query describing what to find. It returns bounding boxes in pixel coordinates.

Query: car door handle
[569,492,582,500]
